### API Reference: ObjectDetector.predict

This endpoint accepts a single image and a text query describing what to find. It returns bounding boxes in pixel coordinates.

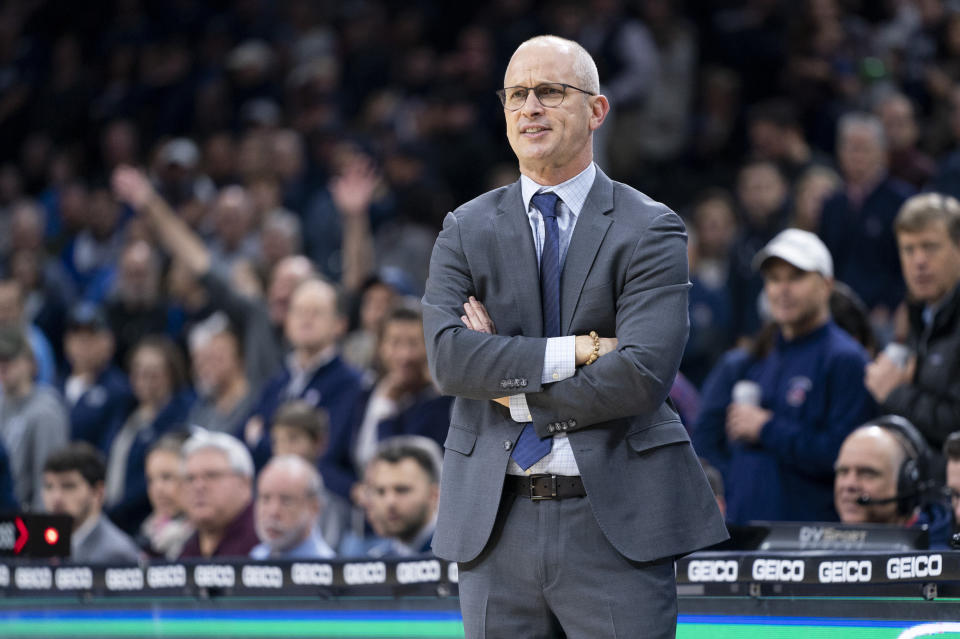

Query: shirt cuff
[509,394,533,422]
[541,335,576,384]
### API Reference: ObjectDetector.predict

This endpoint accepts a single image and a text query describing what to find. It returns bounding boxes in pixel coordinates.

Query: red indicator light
[44,527,59,545]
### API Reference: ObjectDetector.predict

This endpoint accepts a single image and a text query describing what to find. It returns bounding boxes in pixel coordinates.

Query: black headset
[869,415,933,515]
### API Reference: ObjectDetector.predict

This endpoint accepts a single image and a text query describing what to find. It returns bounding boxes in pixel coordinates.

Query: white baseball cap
[753,228,833,278]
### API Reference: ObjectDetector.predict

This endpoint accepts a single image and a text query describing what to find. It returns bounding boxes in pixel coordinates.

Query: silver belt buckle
[530,474,558,501]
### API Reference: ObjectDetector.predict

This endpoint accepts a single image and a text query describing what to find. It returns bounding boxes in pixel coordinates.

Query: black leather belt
[504,474,586,500]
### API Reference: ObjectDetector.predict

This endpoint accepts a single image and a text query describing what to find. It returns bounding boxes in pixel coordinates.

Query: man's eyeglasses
[185,469,238,485]
[496,83,595,111]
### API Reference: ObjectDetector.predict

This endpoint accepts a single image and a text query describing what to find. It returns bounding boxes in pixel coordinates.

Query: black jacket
[884,283,960,449]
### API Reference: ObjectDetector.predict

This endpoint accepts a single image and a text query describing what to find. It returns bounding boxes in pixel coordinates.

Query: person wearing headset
[834,415,952,548]
[944,431,960,546]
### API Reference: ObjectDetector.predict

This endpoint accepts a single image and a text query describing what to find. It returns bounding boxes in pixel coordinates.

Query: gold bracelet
[585,330,600,365]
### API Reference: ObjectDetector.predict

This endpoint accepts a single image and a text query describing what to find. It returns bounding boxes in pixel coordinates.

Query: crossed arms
[422,207,691,436]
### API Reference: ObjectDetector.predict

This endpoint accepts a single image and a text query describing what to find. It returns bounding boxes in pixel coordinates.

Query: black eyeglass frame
[496,83,596,110]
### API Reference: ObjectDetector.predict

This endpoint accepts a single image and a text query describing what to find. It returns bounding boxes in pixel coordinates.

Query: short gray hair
[182,430,254,478]
[260,454,324,504]
[837,112,887,150]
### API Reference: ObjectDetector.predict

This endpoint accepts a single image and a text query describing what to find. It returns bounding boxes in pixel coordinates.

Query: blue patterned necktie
[511,191,562,470]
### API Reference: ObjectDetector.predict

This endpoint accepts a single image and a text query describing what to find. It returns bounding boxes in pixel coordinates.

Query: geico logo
[147,565,187,589]
[886,555,943,580]
[343,562,386,585]
[0,522,15,549]
[105,568,145,591]
[818,560,872,583]
[751,559,805,582]
[194,565,236,588]
[0,565,9,587]
[687,560,739,582]
[397,560,441,584]
[14,567,52,590]
[291,563,333,586]
[241,565,283,589]
[55,567,93,590]
[447,562,459,583]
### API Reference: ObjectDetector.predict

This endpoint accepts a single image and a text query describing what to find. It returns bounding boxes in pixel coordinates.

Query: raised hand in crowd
[331,152,380,293]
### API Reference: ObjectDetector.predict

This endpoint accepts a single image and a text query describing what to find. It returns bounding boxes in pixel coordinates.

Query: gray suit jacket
[423,168,727,563]
[74,515,142,564]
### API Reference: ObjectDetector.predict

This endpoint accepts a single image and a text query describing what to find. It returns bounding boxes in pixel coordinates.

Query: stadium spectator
[269,400,348,550]
[42,442,141,563]
[326,303,451,502]
[945,432,960,538]
[208,185,260,271]
[818,112,914,321]
[684,189,738,385]
[184,314,254,433]
[104,336,192,533]
[875,92,936,189]
[244,278,363,470]
[341,274,400,374]
[360,436,440,558]
[865,193,960,453]
[747,99,829,183]
[251,455,335,559]
[179,431,258,558]
[112,166,283,388]
[0,326,68,509]
[790,165,841,233]
[59,185,127,304]
[0,278,57,385]
[104,241,169,367]
[138,433,192,560]
[61,302,133,451]
[834,417,951,548]
[693,229,875,523]
[727,160,790,339]
[6,199,74,353]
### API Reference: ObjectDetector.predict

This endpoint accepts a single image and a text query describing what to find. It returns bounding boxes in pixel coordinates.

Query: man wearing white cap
[693,229,876,523]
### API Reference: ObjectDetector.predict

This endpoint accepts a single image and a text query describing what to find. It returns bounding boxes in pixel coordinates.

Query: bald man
[834,420,951,547]
[423,35,725,638]
[244,278,363,473]
[251,455,334,559]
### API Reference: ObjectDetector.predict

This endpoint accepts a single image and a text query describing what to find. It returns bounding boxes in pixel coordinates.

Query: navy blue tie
[511,191,562,470]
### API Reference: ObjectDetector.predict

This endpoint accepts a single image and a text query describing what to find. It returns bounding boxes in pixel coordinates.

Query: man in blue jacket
[693,229,875,523]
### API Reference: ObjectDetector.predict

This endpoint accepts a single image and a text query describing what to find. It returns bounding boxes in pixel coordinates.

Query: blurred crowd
[1,0,960,560]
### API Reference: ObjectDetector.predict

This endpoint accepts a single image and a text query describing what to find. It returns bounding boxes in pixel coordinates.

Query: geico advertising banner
[680,552,957,585]
[0,557,453,597]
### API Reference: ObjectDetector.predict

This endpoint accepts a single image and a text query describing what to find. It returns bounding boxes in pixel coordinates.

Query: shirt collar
[520,163,596,217]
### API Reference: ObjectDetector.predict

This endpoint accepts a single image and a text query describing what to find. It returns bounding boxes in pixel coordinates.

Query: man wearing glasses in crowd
[178,432,259,558]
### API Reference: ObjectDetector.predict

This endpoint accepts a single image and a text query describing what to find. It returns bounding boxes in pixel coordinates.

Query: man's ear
[589,95,610,131]
[92,480,106,506]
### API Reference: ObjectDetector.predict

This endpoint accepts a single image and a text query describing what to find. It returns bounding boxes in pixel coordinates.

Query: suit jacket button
[547,424,555,433]
[569,419,576,428]
[500,380,508,389]
[503,440,512,451]
[521,379,528,387]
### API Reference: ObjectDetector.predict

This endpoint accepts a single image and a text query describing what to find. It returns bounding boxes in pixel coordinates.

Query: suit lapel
[561,169,613,334]
[496,181,543,337]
